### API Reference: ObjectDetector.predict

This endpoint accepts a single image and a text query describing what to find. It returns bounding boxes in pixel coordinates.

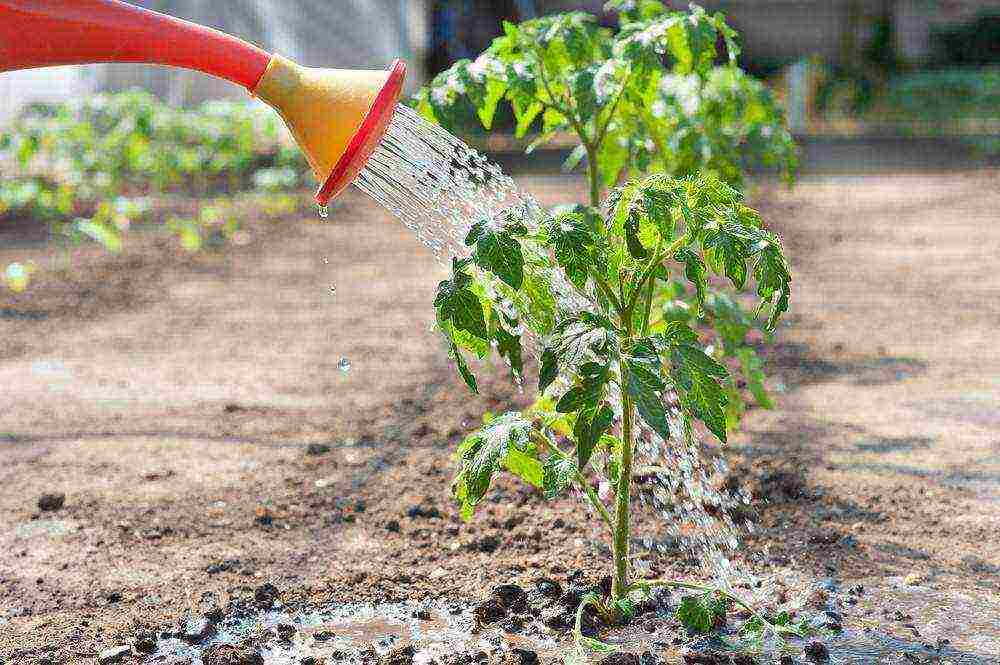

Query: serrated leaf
[677,595,714,634]
[435,268,488,341]
[467,222,525,290]
[495,324,524,379]
[515,101,544,138]
[478,79,507,130]
[550,314,617,371]
[670,344,729,443]
[702,222,751,289]
[450,342,479,394]
[556,382,600,413]
[548,212,594,289]
[505,447,544,488]
[675,247,706,310]
[539,347,559,393]
[453,412,534,518]
[543,455,577,500]
[574,404,613,469]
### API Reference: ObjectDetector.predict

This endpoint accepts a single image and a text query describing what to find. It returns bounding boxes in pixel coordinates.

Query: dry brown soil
[1,171,998,663]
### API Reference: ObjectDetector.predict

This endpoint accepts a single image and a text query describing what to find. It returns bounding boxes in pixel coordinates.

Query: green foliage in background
[0,90,308,290]
[417,1,796,443]
[415,3,797,189]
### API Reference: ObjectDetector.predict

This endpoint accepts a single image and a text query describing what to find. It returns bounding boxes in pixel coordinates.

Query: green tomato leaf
[466,221,525,290]
[449,342,479,394]
[505,447,544,488]
[574,404,614,469]
[495,324,524,379]
[677,594,716,634]
[624,348,672,443]
[543,455,577,500]
[453,412,534,518]
[434,262,488,340]
[674,247,706,310]
[670,344,729,443]
[702,222,751,289]
[539,347,559,393]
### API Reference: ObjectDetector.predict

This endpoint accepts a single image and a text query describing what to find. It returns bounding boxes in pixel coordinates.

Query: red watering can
[0,0,407,205]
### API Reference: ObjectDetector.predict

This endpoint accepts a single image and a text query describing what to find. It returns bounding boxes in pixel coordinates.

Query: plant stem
[532,431,615,536]
[591,270,623,316]
[576,470,616,536]
[586,143,602,208]
[611,319,636,608]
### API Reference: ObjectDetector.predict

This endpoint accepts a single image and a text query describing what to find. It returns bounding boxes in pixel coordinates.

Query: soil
[1,170,999,664]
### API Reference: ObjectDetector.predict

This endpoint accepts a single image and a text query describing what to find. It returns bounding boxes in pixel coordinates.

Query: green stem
[533,431,615,537]
[640,238,663,336]
[611,335,636,607]
[576,470,616,535]
[585,143,602,208]
[592,269,623,315]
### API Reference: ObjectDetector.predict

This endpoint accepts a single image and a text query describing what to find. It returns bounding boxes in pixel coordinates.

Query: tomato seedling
[417,0,800,646]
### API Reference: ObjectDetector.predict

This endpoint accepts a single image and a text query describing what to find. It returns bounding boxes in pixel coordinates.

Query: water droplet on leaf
[338,357,351,373]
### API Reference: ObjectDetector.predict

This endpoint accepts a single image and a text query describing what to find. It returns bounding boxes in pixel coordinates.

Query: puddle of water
[148,599,560,664]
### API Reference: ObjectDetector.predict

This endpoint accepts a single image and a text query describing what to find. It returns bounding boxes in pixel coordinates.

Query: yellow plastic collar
[252,54,390,183]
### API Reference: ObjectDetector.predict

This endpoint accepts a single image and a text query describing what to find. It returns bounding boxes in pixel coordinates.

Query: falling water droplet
[338,357,351,373]
[329,285,337,295]
[318,204,329,219]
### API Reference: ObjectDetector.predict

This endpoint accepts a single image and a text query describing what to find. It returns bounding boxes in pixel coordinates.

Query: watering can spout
[253,56,407,206]
[0,0,406,206]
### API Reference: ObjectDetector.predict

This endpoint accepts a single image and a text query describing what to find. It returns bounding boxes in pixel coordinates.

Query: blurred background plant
[0,90,308,290]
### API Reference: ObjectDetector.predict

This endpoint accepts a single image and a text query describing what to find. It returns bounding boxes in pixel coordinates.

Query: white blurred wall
[0,0,428,123]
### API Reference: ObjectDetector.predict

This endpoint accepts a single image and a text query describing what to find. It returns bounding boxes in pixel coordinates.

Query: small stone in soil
[804,641,829,662]
[275,623,296,640]
[492,583,527,610]
[313,630,335,641]
[206,559,241,575]
[412,608,432,620]
[534,577,562,598]
[469,535,501,553]
[37,493,65,511]
[381,644,416,665]
[202,643,265,665]
[406,503,441,519]
[97,646,131,664]
[386,519,401,533]
[474,598,507,626]
[505,648,539,665]
[780,657,795,665]
[306,443,331,456]
[254,582,279,608]
[600,653,640,665]
[134,632,157,653]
